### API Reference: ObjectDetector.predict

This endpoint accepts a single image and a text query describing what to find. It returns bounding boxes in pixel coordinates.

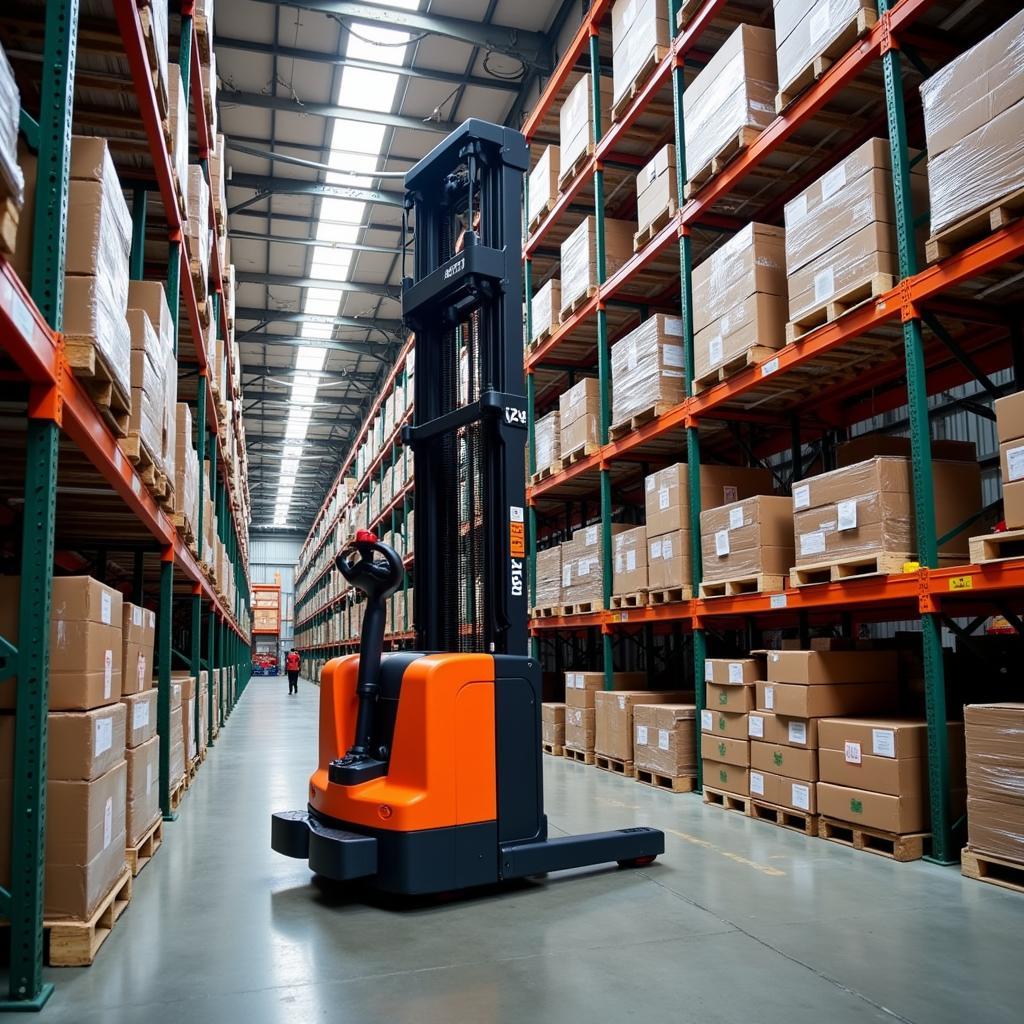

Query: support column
[130,189,147,279]
[207,605,217,745]
[158,549,177,820]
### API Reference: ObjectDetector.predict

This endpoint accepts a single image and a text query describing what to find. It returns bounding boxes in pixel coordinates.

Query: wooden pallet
[126,816,163,877]
[170,774,186,810]
[595,754,635,778]
[609,402,674,440]
[675,0,705,29]
[560,284,598,320]
[542,741,564,757]
[775,7,878,112]
[818,816,929,862]
[699,573,786,598]
[559,440,599,468]
[635,769,695,793]
[786,273,895,343]
[561,600,599,616]
[692,344,780,394]
[925,185,1024,264]
[64,337,131,438]
[790,550,915,587]
[45,867,132,966]
[750,800,818,837]
[961,847,1024,895]
[558,143,594,189]
[190,258,209,304]
[140,5,168,118]
[172,510,196,550]
[119,432,160,494]
[969,528,1024,565]
[527,198,555,237]
[648,585,692,605]
[528,320,558,351]
[684,126,760,198]
[611,44,670,123]
[529,461,559,486]
[185,756,200,788]
[530,605,561,619]
[564,746,596,765]
[0,193,19,258]
[610,591,648,609]
[633,199,678,253]
[702,786,751,814]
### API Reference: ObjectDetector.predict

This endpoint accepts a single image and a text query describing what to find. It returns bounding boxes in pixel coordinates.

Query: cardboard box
[648,529,689,590]
[750,770,817,812]
[634,703,696,777]
[126,735,160,847]
[766,649,898,685]
[750,741,818,781]
[611,0,670,102]
[560,216,634,314]
[816,781,926,834]
[559,73,613,177]
[561,523,631,605]
[817,717,967,764]
[47,704,126,781]
[535,410,561,471]
[995,390,1024,445]
[541,702,566,747]
[636,144,677,234]
[610,314,685,425]
[565,706,596,751]
[967,795,1024,863]
[645,463,774,537]
[703,760,748,796]
[705,657,762,686]
[530,278,560,344]
[535,546,563,609]
[559,377,600,427]
[706,681,755,713]
[613,526,648,595]
[123,689,158,748]
[700,707,747,740]
[528,145,559,226]
[964,702,1024,804]
[700,495,794,584]
[701,733,749,767]
[595,690,690,762]
[44,760,127,918]
[836,435,977,467]
[748,710,818,747]
[757,680,897,719]
[564,670,647,710]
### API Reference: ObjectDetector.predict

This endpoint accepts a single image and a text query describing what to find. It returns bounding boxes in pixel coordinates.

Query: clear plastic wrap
[210,132,227,229]
[645,463,774,537]
[530,278,560,342]
[634,703,697,777]
[558,377,599,457]
[0,42,24,205]
[561,523,630,605]
[534,410,560,470]
[965,703,1024,804]
[174,402,199,541]
[610,314,684,425]
[126,309,166,461]
[167,65,189,205]
[559,216,634,313]
[187,164,210,281]
[62,275,132,400]
[967,796,1024,863]
[559,73,612,175]
[613,525,647,595]
[203,51,218,140]
[700,495,793,583]
[145,0,169,110]
[636,144,677,233]
[773,0,875,96]
[528,145,559,226]
[683,24,776,178]
[611,0,670,102]
[162,343,177,483]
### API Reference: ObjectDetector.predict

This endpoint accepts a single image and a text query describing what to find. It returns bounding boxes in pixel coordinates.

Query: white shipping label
[845,741,862,764]
[837,499,858,531]
[872,728,896,758]
[101,591,112,625]
[636,725,649,746]
[103,650,113,699]
[701,709,713,731]
[761,356,780,377]
[663,344,685,368]
[563,565,572,587]
[578,558,590,577]
[722,486,738,503]
[750,771,765,796]
[617,695,627,710]
[748,715,764,738]
[770,593,788,609]
[651,539,663,560]
[708,335,724,367]
[788,721,807,745]
[146,763,153,794]
[814,267,835,303]
[658,487,670,511]
[133,700,150,730]
[1006,444,1024,482]
[615,553,624,574]
[788,194,808,223]
[626,550,636,572]
[793,483,810,510]
[133,605,142,627]
[586,526,598,546]
[137,654,146,689]
[663,317,683,337]
[821,163,847,201]
[715,530,730,558]
[658,729,670,751]
[764,685,775,710]
[809,0,832,44]
[646,477,655,492]
[729,507,744,530]
[662,537,673,559]
[728,662,743,684]
[791,783,810,811]
[800,531,826,556]
[103,797,113,850]
[704,659,714,682]
[94,716,113,756]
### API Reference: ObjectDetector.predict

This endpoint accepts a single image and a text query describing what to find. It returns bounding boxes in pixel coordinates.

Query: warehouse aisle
[42,679,1023,1024]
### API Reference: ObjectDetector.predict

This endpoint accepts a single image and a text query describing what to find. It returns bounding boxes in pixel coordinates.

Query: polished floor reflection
[39,675,1024,1023]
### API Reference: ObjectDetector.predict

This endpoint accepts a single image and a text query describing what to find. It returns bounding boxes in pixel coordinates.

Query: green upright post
[190,584,202,757]
[877,0,950,862]
[129,189,147,279]
[208,606,217,743]
[158,552,177,820]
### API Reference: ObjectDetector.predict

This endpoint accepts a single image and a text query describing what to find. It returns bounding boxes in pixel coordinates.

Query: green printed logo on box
[719,768,728,784]
[718,742,726,757]
[773,752,783,767]
[718,715,726,731]
[719,692,728,705]
[850,799,863,814]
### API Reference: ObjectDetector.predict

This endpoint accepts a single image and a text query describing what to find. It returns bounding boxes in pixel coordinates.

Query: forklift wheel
[618,855,657,868]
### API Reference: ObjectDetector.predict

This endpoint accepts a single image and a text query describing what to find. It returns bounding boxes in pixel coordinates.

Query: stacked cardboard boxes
[121,601,155,697]
[921,10,1024,236]
[559,73,613,181]
[701,657,759,797]
[964,703,1024,864]
[174,402,200,545]
[692,223,787,385]
[995,391,1024,528]
[560,523,630,609]
[818,717,965,834]
[167,677,185,787]
[700,495,793,591]
[124,678,159,850]
[530,278,560,344]
[609,315,685,428]
[558,378,600,459]
[635,703,696,782]
[0,42,25,210]
[610,0,670,110]
[613,526,648,596]
[534,546,562,610]
[784,138,927,325]
[527,145,559,228]
[564,671,645,756]
[596,690,690,767]
[186,164,211,290]
[535,410,561,473]
[560,216,634,316]
[167,64,189,201]
[635,145,677,236]
[542,702,566,751]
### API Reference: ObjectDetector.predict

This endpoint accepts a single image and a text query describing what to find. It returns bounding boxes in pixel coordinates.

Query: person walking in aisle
[285,649,301,694]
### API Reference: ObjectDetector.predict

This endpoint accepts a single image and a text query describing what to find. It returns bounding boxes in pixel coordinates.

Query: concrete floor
[37,675,1024,1023]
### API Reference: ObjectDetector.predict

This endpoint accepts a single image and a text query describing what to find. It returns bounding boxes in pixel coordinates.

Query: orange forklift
[271,121,664,894]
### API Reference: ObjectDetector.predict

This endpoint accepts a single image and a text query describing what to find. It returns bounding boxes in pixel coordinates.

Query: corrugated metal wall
[251,536,302,656]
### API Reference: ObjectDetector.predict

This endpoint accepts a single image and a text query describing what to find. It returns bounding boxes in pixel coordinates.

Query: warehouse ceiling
[217,0,570,530]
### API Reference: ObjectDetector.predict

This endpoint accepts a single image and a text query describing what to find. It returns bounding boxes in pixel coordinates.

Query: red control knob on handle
[355,529,378,543]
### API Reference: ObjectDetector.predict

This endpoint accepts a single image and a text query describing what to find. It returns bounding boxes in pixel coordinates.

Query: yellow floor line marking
[662,827,786,877]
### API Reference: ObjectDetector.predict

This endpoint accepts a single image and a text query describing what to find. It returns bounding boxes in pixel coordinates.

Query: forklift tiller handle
[335,531,404,602]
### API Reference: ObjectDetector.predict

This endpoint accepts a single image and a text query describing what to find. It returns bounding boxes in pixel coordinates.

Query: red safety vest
[286,652,300,672]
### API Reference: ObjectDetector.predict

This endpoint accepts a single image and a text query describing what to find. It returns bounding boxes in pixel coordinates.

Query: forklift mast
[401,120,530,656]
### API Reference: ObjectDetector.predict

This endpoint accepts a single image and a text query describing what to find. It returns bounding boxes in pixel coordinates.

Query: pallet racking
[0,1,251,1008]
[523,0,1024,870]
